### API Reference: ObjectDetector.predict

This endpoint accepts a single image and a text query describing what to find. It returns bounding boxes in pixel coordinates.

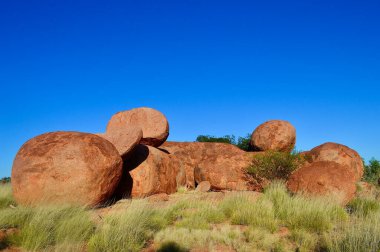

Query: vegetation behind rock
[196,134,251,151]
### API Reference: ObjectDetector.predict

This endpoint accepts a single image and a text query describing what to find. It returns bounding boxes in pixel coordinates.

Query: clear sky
[1,0,379,177]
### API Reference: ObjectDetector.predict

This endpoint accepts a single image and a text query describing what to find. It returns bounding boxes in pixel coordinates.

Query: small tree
[364,158,380,185]
[196,134,251,151]
[0,177,11,184]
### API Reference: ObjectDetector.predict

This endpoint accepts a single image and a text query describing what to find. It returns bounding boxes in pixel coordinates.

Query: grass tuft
[0,183,15,209]
[88,201,166,252]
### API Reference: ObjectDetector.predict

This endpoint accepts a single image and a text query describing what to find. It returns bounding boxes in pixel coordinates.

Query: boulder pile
[11,108,364,207]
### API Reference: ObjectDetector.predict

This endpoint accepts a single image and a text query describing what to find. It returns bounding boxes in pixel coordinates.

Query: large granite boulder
[96,127,142,158]
[113,145,186,198]
[287,161,357,204]
[304,142,364,180]
[161,142,260,191]
[106,107,169,147]
[11,132,123,207]
[250,120,296,152]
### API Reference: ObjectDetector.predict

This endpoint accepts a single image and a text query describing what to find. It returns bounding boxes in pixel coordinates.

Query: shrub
[196,135,235,144]
[363,158,380,184]
[247,150,304,180]
[0,177,11,184]
[196,134,251,151]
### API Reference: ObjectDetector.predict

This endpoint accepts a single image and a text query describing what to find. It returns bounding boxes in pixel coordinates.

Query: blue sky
[1,0,379,177]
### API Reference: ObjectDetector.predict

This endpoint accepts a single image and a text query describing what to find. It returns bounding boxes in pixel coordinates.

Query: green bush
[196,135,235,144]
[196,134,251,151]
[247,150,304,180]
[0,177,11,184]
[363,158,380,184]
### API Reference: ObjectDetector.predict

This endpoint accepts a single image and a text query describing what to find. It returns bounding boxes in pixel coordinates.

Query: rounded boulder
[306,142,364,180]
[106,107,169,147]
[11,131,123,207]
[287,161,357,204]
[113,145,186,199]
[97,127,143,158]
[250,120,296,152]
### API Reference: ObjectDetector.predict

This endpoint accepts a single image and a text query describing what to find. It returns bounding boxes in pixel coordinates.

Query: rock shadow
[110,144,150,201]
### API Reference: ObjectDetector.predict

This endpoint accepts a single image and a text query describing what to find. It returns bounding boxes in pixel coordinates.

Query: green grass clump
[88,201,167,252]
[174,201,225,230]
[242,228,290,252]
[290,229,319,252]
[347,197,380,217]
[323,211,380,252]
[8,206,94,251]
[247,150,304,180]
[0,183,15,209]
[263,181,348,232]
[0,204,94,251]
[0,207,34,229]
[220,194,277,232]
[155,225,243,251]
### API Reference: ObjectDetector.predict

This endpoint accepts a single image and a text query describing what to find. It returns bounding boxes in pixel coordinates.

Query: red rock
[114,145,186,198]
[96,127,142,158]
[161,142,261,191]
[287,161,357,204]
[11,132,123,207]
[106,107,169,147]
[250,120,296,152]
[304,142,364,180]
[196,181,211,192]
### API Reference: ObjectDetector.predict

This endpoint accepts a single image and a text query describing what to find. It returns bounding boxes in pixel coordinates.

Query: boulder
[96,127,142,158]
[196,181,211,192]
[106,107,169,147]
[161,142,261,191]
[287,161,357,204]
[250,120,296,152]
[11,132,123,207]
[305,142,364,180]
[113,145,186,198]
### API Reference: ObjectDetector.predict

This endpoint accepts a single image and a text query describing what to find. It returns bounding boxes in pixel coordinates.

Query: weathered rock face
[304,142,364,180]
[96,127,143,158]
[114,145,186,198]
[106,107,169,147]
[287,161,357,204]
[11,132,123,207]
[161,142,260,191]
[250,120,296,152]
